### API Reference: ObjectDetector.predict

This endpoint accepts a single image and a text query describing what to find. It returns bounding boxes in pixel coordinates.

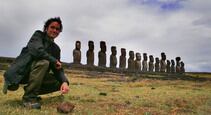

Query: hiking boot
[23,100,41,109]
[36,96,42,101]
[8,84,19,91]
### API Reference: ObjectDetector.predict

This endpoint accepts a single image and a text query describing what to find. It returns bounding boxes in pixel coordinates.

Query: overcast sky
[1,0,211,72]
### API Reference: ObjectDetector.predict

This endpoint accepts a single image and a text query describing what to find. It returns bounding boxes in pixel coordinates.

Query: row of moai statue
[73,41,185,73]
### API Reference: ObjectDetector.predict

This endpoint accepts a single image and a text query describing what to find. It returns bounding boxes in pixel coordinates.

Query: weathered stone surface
[142,53,148,72]
[57,102,75,114]
[98,41,107,67]
[180,61,185,73]
[128,51,135,71]
[155,57,160,72]
[135,53,141,72]
[166,60,171,73]
[148,55,154,72]
[86,41,94,66]
[73,41,81,64]
[110,46,117,68]
[170,59,175,73]
[176,57,181,73]
[160,52,166,72]
[119,48,126,69]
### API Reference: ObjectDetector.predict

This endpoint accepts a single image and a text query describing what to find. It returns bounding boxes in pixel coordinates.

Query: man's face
[46,22,61,39]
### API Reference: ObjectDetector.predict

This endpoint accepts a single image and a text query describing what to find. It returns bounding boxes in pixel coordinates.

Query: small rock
[135,96,140,98]
[57,102,75,114]
[99,92,107,96]
[125,100,131,105]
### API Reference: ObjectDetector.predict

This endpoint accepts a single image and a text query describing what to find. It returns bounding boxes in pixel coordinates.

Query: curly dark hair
[43,17,63,32]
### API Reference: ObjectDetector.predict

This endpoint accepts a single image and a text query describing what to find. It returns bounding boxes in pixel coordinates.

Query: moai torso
[135,53,141,72]
[128,51,135,71]
[142,53,148,72]
[180,61,185,73]
[110,46,117,68]
[148,55,154,72]
[86,41,94,66]
[166,60,171,73]
[170,59,175,73]
[160,52,166,72]
[98,41,106,67]
[176,57,181,73]
[155,57,160,72]
[73,41,81,64]
[119,48,126,69]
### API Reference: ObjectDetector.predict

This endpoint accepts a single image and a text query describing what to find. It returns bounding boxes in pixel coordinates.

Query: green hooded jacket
[3,30,69,90]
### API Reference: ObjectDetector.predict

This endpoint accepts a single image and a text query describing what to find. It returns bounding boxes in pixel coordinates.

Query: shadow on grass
[3,95,64,109]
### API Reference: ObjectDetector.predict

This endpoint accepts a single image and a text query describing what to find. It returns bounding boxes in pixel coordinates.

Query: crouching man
[3,17,69,109]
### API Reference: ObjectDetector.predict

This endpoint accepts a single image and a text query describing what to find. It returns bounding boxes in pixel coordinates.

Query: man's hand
[60,82,69,94]
[56,60,62,70]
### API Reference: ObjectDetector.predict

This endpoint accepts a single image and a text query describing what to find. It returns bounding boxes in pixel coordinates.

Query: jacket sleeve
[52,68,69,85]
[50,43,69,85]
[27,30,57,64]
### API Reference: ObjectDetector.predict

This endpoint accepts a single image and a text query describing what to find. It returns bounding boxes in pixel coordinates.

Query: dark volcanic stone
[57,102,75,113]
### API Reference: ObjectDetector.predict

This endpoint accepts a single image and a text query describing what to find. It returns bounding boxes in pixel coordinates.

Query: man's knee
[33,60,50,69]
[37,60,50,67]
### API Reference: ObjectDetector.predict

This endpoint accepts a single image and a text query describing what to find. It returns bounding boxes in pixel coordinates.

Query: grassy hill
[0,68,211,115]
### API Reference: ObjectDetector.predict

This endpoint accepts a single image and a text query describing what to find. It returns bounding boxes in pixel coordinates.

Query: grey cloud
[193,17,211,28]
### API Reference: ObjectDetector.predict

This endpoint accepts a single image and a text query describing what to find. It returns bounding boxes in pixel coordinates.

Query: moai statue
[166,60,171,73]
[135,53,141,72]
[155,57,160,72]
[127,51,135,71]
[180,61,185,73]
[119,48,126,69]
[160,52,166,72]
[98,41,107,67]
[110,46,117,68]
[170,59,176,73]
[148,55,154,72]
[86,41,94,66]
[73,41,81,64]
[142,53,148,72]
[175,57,181,73]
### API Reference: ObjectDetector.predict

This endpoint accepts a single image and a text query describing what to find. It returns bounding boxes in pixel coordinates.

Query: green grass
[0,69,211,115]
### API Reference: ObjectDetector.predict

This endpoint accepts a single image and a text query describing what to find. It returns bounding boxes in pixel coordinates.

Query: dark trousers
[22,60,61,101]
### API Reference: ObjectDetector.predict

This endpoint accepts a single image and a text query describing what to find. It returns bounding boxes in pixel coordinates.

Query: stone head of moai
[129,51,135,59]
[167,60,170,65]
[136,53,141,61]
[75,41,81,50]
[181,61,184,67]
[121,48,126,57]
[176,57,181,64]
[100,41,106,53]
[149,55,154,62]
[180,61,185,73]
[166,60,171,73]
[175,57,181,73]
[161,52,166,60]
[111,46,117,56]
[155,57,159,63]
[88,41,94,51]
[171,59,175,65]
[143,53,147,61]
